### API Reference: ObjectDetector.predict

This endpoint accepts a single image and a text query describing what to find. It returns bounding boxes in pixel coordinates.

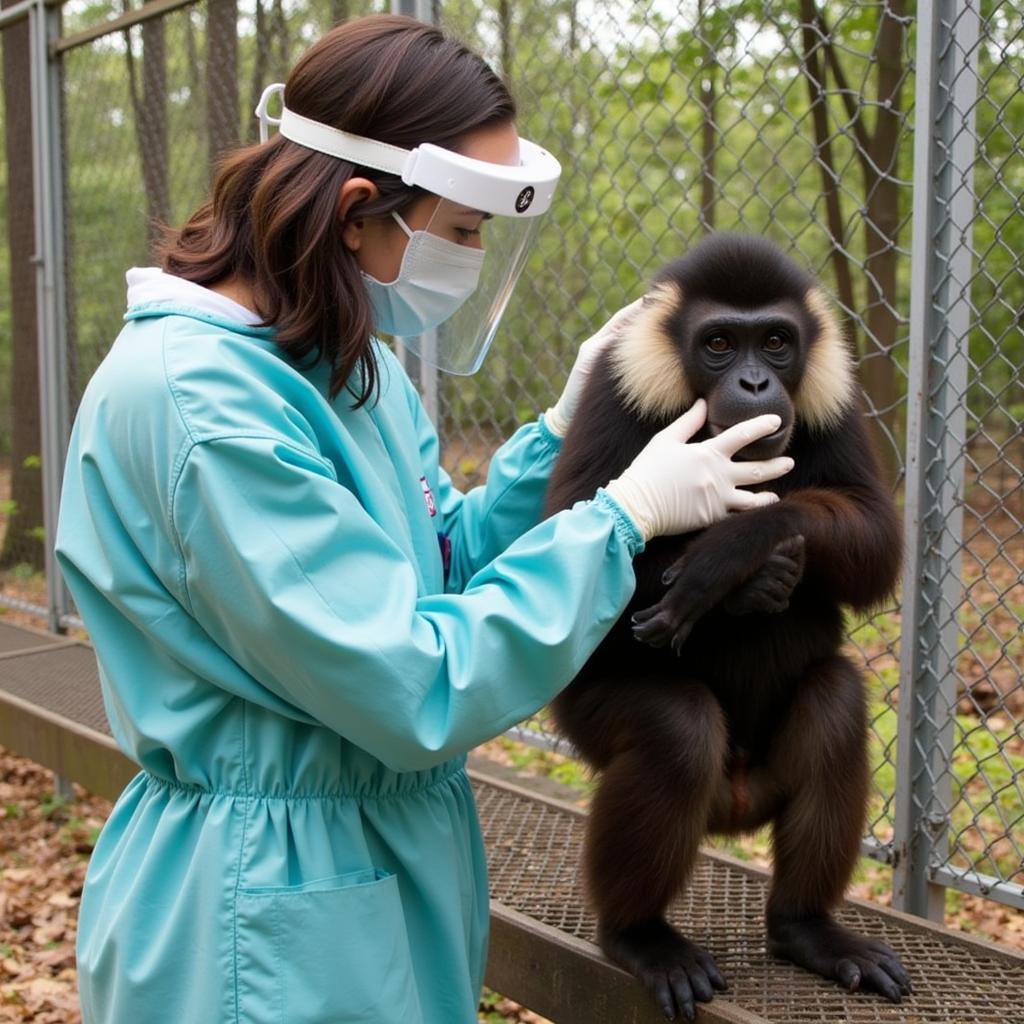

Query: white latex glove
[544,297,646,437]
[604,399,795,542]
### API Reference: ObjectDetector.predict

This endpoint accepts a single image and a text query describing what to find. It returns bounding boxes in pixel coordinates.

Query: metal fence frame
[1,0,1020,923]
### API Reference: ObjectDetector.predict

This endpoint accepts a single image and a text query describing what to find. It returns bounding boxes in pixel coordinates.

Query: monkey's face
[682,297,808,460]
[607,237,855,448]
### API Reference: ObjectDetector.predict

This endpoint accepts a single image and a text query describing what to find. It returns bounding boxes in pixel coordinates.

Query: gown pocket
[235,868,424,1024]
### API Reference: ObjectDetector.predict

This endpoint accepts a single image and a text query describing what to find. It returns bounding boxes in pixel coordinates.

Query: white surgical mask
[361,213,485,338]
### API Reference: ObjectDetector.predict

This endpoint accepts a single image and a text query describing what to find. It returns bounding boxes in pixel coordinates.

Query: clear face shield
[367,198,543,375]
[255,84,561,375]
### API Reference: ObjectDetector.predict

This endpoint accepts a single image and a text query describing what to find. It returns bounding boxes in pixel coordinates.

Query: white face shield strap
[255,83,562,374]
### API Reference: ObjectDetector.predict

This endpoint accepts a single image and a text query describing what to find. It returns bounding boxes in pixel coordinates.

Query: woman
[55,15,791,1024]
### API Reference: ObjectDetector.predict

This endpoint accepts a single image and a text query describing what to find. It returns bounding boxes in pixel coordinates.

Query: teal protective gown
[55,290,643,1024]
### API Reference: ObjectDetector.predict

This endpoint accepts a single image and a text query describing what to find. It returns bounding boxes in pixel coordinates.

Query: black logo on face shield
[515,187,535,213]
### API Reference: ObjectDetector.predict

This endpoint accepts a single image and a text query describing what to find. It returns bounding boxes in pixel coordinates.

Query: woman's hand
[604,398,795,542]
[544,297,646,437]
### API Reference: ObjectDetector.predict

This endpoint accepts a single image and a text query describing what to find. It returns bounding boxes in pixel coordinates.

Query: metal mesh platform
[0,622,1021,1022]
[474,775,1024,1023]
[0,642,112,734]
[0,620,63,653]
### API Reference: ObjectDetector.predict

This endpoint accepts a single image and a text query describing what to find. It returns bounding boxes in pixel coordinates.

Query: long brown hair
[161,16,515,405]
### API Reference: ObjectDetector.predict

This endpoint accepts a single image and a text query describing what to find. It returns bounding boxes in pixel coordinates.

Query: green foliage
[5,562,39,583]
[0,1,1018,447]
[39,791,70,820]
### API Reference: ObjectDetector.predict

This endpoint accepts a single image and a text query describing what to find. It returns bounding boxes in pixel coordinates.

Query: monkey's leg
[586,682,730,1022]
[766,655,912,1003]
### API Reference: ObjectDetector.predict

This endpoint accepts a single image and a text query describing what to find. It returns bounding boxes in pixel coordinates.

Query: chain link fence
[0,0,1020,921]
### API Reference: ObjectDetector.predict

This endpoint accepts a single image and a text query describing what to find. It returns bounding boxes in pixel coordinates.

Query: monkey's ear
[608,281,694,420]
[798,288,856,431]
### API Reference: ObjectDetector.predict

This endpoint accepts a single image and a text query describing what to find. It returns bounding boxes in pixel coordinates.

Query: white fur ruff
[608,282,854,430]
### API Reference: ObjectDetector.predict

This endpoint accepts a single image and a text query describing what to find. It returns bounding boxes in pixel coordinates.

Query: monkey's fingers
[631,604,660,625]
[722,571,793,615]
[631,611,678,648]
[670,622,696,656]
[761,559,801,595]
[771,534,805,561]
[631,602,698,650]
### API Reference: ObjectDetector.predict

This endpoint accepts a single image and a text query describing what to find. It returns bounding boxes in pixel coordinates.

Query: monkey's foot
[600,918,728,1021]
[767,913,912,1003]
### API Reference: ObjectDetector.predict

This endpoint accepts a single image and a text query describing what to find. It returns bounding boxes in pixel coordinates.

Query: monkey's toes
[834,950,910,1004]
[601,921,727,1022]
[768,916,911,1004]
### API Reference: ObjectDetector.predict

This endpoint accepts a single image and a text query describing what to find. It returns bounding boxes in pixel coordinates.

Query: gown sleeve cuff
[592,488,646,558]
[536,412,566,452]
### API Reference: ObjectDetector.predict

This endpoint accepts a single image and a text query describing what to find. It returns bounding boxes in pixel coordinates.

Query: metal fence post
[29,0,71,635]
[892,0,980,921]
[390,0,441,431]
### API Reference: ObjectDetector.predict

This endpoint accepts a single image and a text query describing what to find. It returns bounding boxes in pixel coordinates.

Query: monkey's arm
[756,484,900,609]
[632,481,900,651]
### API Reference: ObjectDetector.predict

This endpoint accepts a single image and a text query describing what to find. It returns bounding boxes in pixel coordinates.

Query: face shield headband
[255,83,562,373]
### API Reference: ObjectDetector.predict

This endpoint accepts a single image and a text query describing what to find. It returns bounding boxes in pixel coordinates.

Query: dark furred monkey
[544,235,908,1020]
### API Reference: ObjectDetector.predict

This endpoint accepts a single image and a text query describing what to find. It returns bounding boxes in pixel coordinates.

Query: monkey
[544,234,910,1021]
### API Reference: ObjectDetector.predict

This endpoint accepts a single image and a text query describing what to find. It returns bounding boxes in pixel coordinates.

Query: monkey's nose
[739,373,771,394]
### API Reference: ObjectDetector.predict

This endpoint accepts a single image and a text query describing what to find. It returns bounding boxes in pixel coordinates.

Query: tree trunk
[798,0,856,318]
[206,0,239,175]
[247,0,268,144]
[270,0,289,82]
[698,63,717,233]
[125,15,171,252]
[497,0,513,86]
[0,0,44,570]
[806,0,906,470]
[859,0,906,459]
[330,0,349,28]
[185,5,203,112]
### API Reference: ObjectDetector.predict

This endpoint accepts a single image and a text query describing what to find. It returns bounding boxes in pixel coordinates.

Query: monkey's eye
[764,332,789,352]
[705,335,732,354]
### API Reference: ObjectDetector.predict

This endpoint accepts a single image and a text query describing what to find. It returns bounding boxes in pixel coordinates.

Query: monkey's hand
[721,535,805,616]
[631,518,801,653]
[630,540,742,654]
